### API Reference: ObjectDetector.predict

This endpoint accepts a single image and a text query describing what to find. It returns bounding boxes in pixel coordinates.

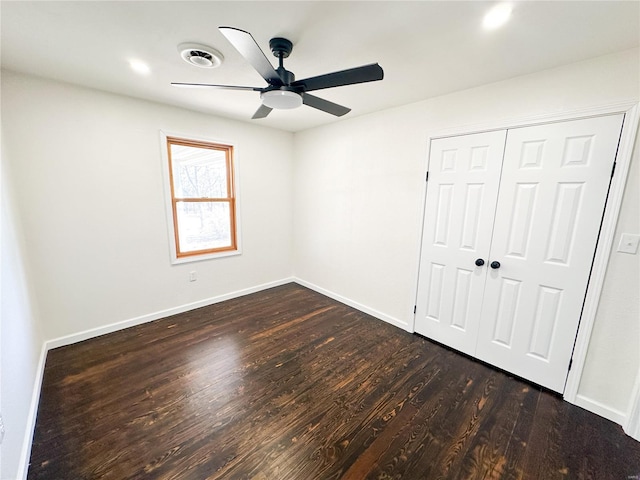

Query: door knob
[490,261,501,269]
[475,258,485,266]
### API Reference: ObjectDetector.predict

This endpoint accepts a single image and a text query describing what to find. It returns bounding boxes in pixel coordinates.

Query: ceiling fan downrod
[269,37,295,86]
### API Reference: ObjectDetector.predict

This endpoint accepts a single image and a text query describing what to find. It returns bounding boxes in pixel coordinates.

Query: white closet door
[415,130,506,355]
[475,114,624,392]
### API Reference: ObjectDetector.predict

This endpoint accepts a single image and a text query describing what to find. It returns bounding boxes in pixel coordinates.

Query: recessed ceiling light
[483,3,512,30]
[129,59,151,75]
[178,43,224,69]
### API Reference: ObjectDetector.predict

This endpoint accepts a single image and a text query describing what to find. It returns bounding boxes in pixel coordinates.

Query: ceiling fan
[172,27,384,119]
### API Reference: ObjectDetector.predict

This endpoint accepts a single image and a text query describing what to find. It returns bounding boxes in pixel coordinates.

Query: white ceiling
[2,1,639,132]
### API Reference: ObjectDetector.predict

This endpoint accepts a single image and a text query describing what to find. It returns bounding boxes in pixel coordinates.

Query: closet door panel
[415,130,506,355]
[475,114,624,392]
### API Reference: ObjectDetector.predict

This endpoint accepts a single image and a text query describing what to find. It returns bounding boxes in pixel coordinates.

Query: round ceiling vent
[178,43,224,68]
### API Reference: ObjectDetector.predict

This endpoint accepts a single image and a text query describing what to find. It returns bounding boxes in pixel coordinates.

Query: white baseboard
[573,394,627,426]
[46,277,295,350]
[18,277,294,479]
[623,371,640,441]
[17,343,48,480]
[294,277,411,332]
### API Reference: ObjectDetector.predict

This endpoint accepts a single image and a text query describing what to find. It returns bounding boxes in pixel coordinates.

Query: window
[165,136,237,260]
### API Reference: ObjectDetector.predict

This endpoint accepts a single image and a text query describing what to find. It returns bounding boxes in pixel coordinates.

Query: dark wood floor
[29,283,640,479]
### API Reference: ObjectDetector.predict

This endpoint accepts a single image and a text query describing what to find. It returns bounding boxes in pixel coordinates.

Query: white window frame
[160,130,242,264]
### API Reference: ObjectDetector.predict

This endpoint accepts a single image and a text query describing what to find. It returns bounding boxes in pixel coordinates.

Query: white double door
[415,114,624,393]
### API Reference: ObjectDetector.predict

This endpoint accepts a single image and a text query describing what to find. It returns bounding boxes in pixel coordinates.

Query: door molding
[412,101,639,418]
[564,102,639,405]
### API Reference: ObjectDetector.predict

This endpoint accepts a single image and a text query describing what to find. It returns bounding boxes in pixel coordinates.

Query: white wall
[1,127,46,479]
[293,49,640,420]
[2,71,294,342]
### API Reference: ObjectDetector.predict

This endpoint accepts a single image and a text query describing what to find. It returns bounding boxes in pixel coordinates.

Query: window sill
[171,248,241,265]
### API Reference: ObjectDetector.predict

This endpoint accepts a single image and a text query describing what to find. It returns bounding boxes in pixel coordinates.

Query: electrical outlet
[189,271,197,282]
[617,233,640,255]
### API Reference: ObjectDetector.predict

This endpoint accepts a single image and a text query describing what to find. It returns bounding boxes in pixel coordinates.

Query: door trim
[411,101,639,415]
[564,103,639,404]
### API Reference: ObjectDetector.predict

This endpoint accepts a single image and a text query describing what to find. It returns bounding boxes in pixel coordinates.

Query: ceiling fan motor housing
[275,67,295,86]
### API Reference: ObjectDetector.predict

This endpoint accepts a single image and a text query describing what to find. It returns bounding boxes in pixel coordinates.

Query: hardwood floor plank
[452,376,531,480]
[28,284,640,479]
[499,385,541,480]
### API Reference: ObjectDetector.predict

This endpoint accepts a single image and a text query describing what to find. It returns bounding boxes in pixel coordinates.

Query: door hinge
[425,171,429,182]
[611,161,617,178]
[413,305,417,314]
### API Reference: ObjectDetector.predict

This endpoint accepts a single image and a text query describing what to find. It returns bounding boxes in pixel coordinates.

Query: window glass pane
[170,144,228,198]
[176,201,232,252]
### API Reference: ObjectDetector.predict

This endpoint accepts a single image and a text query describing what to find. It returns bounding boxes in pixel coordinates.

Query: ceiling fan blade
[219,27,283,86]
[171,82,260,91]
[252,104,273,119]
[292,63,383,92]
[303,93,351,117]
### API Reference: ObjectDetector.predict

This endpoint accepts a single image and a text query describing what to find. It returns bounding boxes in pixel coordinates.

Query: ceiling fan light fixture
[261,90,303,110]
